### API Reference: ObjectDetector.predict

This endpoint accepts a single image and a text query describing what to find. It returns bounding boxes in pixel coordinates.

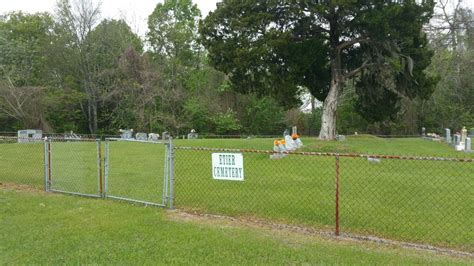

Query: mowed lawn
[1,136,473,251]
[1,187,472,265]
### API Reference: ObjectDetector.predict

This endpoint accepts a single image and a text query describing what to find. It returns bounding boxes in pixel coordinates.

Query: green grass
[1,187,472,265]
[107,141,167,204]
[174,135,474,157]
[1,136,473,252]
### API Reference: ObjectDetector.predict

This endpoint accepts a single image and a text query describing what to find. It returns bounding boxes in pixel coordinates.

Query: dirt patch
[166,210,474,259]
[0,183,44,193]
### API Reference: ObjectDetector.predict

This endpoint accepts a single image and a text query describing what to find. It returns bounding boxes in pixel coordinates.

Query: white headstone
[461,127,468,143]
[445,128,451,144]
[465,138,472,152]
[284,135,297,151]
[135,132,147,141]
[292,126,297,135]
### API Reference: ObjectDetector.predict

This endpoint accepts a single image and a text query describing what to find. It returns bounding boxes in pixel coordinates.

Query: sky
[2,0,473,37]
[0,0,220,36]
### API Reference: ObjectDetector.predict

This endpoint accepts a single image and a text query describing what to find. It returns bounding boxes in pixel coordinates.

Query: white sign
[212,153,244,181]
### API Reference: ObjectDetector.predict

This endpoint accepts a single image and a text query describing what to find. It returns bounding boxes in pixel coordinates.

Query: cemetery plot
[104,140,170,206]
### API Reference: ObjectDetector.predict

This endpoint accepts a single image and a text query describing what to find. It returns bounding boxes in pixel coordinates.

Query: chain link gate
[44,138,102,198]
[104,138,174,207]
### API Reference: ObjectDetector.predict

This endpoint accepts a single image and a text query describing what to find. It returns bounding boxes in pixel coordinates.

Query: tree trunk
[319,77,342,140]
[320,9,343,141]
[91,98,98,133]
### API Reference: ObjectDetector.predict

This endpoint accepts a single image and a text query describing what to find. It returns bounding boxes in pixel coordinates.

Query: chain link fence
[104,139,172,207]
[46,138,102,197]
[1,136,472,253]
[173,147,474,252]
[0,136,44,189]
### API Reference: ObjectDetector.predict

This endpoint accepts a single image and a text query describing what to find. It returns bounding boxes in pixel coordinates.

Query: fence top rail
[105,137,168,144]
[0,136,99,142]
[48,137,99,141]
[173,146,474,163]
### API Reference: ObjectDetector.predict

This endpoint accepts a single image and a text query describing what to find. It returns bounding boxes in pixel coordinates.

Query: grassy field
[1,136,473,252]
[174,135,474,157]
[1,186,472,265]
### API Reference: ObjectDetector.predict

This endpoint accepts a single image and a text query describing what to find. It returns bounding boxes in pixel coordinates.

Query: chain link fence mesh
[175,148,335,230]
[0,137,44,189]
[173,147,473,252]
[1,135,473,253]
[105,140,168,206]
[340,157,474,251]
[48,138,101,197]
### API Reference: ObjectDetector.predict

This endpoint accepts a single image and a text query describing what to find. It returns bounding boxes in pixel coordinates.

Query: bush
[212,108,242,134]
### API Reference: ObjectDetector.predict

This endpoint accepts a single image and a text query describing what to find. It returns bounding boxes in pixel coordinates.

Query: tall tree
[54,0,102,133]
[200,0,437,139]
[0,12,55,130]
[420,1,474,130]
[147,0,201,134]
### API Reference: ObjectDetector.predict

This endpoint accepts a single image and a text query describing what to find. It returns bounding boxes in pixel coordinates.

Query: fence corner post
[96,139,104,197]
[169,137,174,209]
[104,140,109,198]
[335,154,340,236]
[43,138,50,191]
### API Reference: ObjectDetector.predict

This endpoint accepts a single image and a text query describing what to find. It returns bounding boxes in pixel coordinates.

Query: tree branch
[337,37,369,52]
[344,60,372,79]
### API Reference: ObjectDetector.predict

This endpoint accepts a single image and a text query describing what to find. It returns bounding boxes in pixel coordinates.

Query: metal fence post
[47,139,52,190]
[169,137,174,209]
[96,140,103,197]
[104,141,109,197]
[335,154,340,236]
[43,138,49,191]
[163,142,170,206]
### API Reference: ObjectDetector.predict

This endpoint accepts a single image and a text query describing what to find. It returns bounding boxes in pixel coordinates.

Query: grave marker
[445,128,451,144]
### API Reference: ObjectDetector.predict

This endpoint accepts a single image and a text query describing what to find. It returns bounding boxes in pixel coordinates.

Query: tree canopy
[200,0,438,139]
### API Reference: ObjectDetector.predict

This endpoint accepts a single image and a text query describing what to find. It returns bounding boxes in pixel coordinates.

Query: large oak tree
[200,0,437,139]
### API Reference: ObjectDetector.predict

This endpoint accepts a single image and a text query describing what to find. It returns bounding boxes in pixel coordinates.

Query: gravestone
[292,126,297,135]
[162,131,170,140]
[461,126,468,143]
[148,133,160,141]
[119,129,133,139]
[270,139,283,159]
[421,127,426,136]
[17,129,42,143]
[454,133,464,151]
[465,138,472,152]
[454,134,461,145]
[284,134,297,151]
[445,128,451,144]
[336,135,346,141]
[135,132,147,141]
[187,129,198,139]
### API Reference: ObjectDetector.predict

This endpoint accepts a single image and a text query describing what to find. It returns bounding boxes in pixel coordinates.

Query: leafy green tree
[54,0,102,133]
[212,108,242,135]
[241,95,285,135]
[0,12,55,130]
[200,0,437,139]
[147,0,200,67]
[147,0,202,134]
[86,19,144,133]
